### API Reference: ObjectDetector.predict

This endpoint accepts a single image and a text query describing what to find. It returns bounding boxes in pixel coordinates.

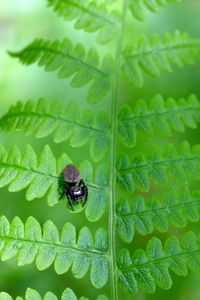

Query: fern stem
[109,1,128,299]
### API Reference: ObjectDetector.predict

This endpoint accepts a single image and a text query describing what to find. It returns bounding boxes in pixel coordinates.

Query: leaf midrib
[119,248,200,272]
[118,155,199,172]
[0,162,106,191]
[52,0,115,26]
[117,198,200,218]
[124,41,200,61]
[18,45,109,78]
[120,105,200,122]
[1,235,107,256]
[1,111,106,134]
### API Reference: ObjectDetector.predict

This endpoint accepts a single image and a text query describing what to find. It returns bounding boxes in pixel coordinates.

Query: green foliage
[0,144,108,221]
[118,94,200,147]
[128,0,181,21]
[0,98,110,161]
[0,216,108,288]
[116,186,200,243]
[0,287,109,300]
[9,39,113,103]
[117,231,200,295]
[2,0,200,299]
[122,31,200,87]
[117,141,200,192]
[3,94,199,161]
[47,0,120,44]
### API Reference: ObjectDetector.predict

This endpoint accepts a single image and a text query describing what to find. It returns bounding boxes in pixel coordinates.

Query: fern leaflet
[116,186,200,243]
[118,94,200,147]
[118,231,200,295]
[128,0,181,21]
[0,287,109,299]
[117,141,200,192]
[0,144,108,221]
[9,39,113,103]
[47,0,120,44]
[122,31,200,87]
[0,216,108,288]
[2,95,199,154]
[0,98,110,162]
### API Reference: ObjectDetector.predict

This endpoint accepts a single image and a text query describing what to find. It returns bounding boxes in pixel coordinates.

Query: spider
[59,164,88,211]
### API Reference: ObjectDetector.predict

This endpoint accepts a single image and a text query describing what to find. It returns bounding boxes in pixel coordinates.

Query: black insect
[59,164,88,211]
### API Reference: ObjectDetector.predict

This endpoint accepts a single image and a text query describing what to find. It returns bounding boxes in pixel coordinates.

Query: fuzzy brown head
[63,164,80,183]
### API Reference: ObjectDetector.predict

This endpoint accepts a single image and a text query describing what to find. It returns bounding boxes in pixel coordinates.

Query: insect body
[59,164,88,211]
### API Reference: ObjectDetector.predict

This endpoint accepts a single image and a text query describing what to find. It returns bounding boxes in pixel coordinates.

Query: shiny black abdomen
[70,186,84,200]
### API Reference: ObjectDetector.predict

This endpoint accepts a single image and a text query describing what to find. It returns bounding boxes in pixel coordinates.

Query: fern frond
[117,141,200,192]
[0,144,108,221]
[0,216,109,288]
[118,231,200,295]
[0,98,110,162]
[118,94,200,147]
[47,0,120,44]
[128,0,181,22]
[116,186,200,243]
[0,287,109,299]
[122,31,200,87]
[9,39,113,103]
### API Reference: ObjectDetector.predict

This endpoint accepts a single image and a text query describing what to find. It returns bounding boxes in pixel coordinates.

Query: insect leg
[82,185,88,207]
[59,183,66,189]
[79,179,85,186]
[66,192,74,211]
[59,182,67,200]
[59,190,65,200]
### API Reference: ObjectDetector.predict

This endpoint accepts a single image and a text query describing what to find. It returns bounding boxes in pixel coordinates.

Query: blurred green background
[0,0,200,299]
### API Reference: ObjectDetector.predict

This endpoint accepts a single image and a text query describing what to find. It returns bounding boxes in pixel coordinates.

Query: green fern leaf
[0,98,110,162]
[116,186,200,243]
[9,39,113,103]
[118,94,200,147]
[0,287,109,299]
[0,293,12,300]
[117,141,200,192]
[0,144,108,221]
[128,0,181,21]
[117,231,200,295]
[0,216,108,288]
[122,31,200,87]
[47,0,120,44]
